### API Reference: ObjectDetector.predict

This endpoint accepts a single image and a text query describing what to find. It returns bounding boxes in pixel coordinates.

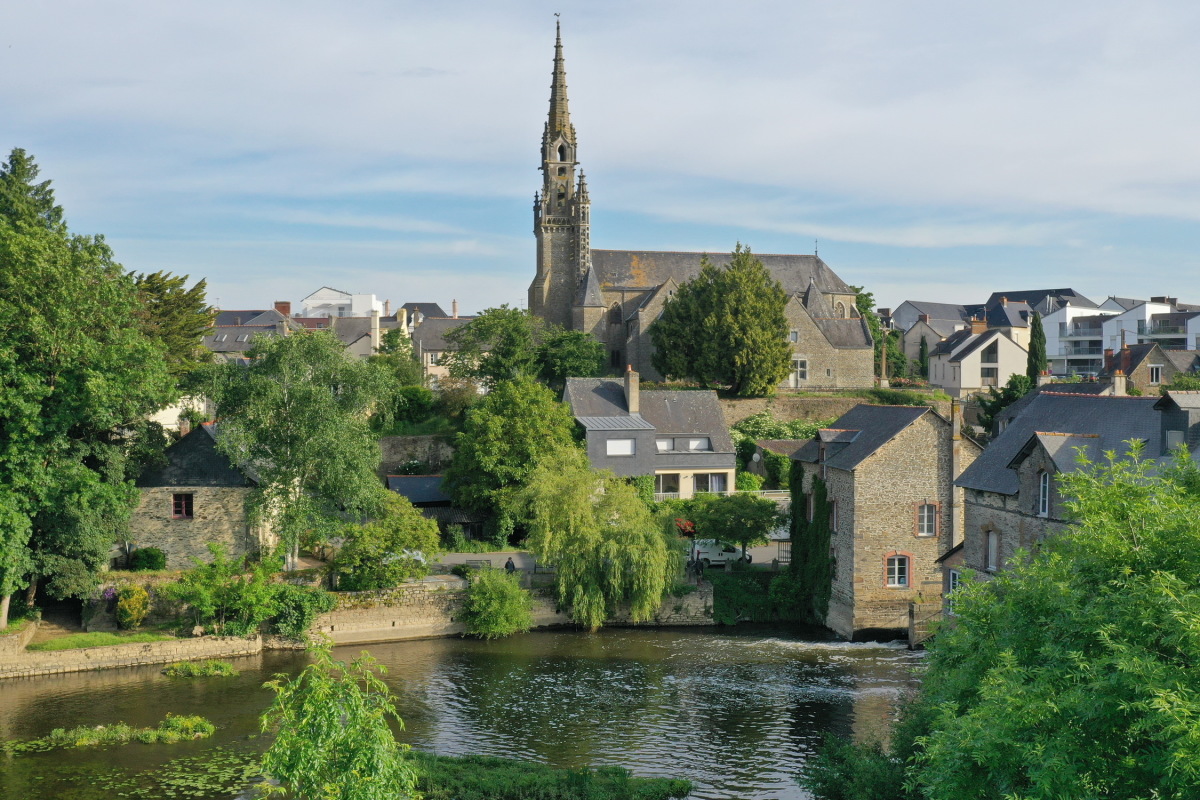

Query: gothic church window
[558,144,568,161]
[835,302,847,318]
[609,304,622,324]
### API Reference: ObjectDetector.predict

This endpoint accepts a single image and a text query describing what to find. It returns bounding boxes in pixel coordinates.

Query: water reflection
[0,627,922,800]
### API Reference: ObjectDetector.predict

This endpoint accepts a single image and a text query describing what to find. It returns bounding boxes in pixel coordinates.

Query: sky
[4,1,1200,316]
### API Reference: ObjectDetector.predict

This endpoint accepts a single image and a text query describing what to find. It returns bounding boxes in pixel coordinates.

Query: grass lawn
[27,631,174,652]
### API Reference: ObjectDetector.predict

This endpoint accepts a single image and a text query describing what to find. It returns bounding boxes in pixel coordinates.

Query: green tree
[537,327,605,392]
[133,271,216,378]
[202,330,390,569]
[687,492,780,559]
[651,244,792,396]
[512,448,682,630]
[853,287,903,380]
[443,304,541,387]
[261,645,420,800]
[1026,310,1047,381]
[370,327,424,389]
[976,373,1033,434]
[1164,372,1200,392]
[443,376,580,525]
[0,149,175,626]
[334,493,442,591]
[918,335,929,378]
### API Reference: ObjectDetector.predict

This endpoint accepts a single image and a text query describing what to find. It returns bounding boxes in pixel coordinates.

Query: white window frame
[606,438,636,457]
[1149,364,1163,384]
[1037,471,1050,517]
[947,569,961,615]
[886,555,909,588]
[916,503,937,537]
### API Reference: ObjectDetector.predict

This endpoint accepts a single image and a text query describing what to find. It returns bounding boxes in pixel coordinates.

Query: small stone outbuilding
[128,424,275,568]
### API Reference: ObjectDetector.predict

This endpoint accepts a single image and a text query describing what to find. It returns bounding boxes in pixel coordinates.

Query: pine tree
[1027,311,1047,382]
[134,271,216,378]
[918,335,930,378]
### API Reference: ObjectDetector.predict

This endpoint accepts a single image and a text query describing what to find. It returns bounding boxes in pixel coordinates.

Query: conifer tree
[1026,311,1047,381]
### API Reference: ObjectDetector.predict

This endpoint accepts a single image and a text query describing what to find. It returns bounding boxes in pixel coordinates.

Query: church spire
[547,20,574,144]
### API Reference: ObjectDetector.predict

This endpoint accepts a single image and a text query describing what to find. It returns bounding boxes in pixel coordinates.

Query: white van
[691,539,751,568]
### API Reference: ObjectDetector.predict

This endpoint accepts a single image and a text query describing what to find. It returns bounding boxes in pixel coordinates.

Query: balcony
[1059,325,1104,339]
[1138,323,1186,335]
[1061,346,1104,357]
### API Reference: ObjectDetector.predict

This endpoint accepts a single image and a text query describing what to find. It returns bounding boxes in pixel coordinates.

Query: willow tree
[512,448,682,629]
[204,330,390,569]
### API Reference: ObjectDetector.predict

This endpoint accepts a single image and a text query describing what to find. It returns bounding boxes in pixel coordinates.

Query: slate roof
[986,302,1032,329]
[588,249,853,296]
[793,405,933,471]
[1102,343,1159,377]
[1155,391,1200,411]
[928,328,974,358]
[957,393,1162,495]
[1163,350,1200,373]
[1106,296,1143,311]
[386,475,451,505]
[916,318,965,338]
[214,309,280,327]
[576,267,605,307]
[137,424,255,488]
[323,316,404,347]
[993,382,1113,433]
[1008,432,1101,474]
[411,317,476,351]
[562,378,735,452]
[899,300,971,321]
[203,325,281,353]
[401,302,448,320]
[985,289,1096,311]
[576,415,656,431]
[756,439,808,458]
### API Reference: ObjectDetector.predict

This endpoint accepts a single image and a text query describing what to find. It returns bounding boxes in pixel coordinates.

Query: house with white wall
[928,327,1028,398]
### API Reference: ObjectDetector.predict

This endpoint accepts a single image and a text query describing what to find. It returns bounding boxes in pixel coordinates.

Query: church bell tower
[529,21,592,330]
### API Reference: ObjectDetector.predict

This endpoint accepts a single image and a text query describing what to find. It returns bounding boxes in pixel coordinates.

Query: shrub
[395,385,436,422]
[413,753,692,800]
[736,471,764,491]
[165,544,281,635]
[129,547,167,571]
[115,585,151,630]
[459,568,533,639]
[271,583,337,640]
[162,659,239,678]
[335,493,441,591]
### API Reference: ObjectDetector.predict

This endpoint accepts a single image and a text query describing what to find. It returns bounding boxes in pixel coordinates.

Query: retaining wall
[0,635,262,680]
[0,620,40,659]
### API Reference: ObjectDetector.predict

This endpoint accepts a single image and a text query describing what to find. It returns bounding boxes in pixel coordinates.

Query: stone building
[128,424,275,568]
[527,24,873,388]
[563,369,736,500]
[955,392,1163,581]
[792,404,980,640]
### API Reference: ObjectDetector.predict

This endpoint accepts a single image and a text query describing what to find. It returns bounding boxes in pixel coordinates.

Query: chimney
[919,313,930,323]
[384,299,391,317]
[1104,348,1115,372]
[274,300,291,317]
[370,307,381,352]
[275,318,289,337]
[971,318,988,334]
[1000,296,1008,306]
[1111,369,1127,396]
[452,299,459,319]
[624,365,640,414]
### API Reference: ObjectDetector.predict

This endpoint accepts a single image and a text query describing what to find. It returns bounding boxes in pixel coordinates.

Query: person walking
[504,556,517,575]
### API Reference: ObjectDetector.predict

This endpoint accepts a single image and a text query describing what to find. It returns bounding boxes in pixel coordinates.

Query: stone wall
[378,435,456,477]
[128,486,269,569]
[721,395,952,428]
[315,575,714,645]
[0,635,261,680]
[0,620,39,658]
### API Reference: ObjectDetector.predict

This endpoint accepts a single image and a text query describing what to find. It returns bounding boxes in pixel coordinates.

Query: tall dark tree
[1026,311,1048,382]
[0,149,175,625]
[853,287,904,380]
[537,328,604,392]
[651,244,791,396]
[918,335,930,379]
[134,271,216,378]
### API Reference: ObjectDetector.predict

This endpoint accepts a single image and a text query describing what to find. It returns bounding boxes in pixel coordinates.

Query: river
[0,626,922,800]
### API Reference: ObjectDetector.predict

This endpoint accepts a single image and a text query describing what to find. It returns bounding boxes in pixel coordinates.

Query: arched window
[835,302,847,318]
[1037,471,1050,517]
[608,304,622,324]
[558,144,568,161]
[885,554,909,587]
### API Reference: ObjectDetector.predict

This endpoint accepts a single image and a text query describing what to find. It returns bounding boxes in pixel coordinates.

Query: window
[558,144,568,161]
[606,438,636,456]
[916,503,937,536]
[947,569,961,615]
[693,473,727,494]
[835,302,847,318]
[981,342,998,364]
[684,437,711,451]
[789,359,808,388]
[236,334,250,343]
[608,304,622,324]
[214,334,228,342]
[886,555,909,587]
[656,438,673,452]
[610,350,622,368]
[557,166,566,176]
[1149,364,1163,384]
[655,473,680,494]
[1037,471,1050,517]
[429,352,440,365]
[172,493,194,520]
[829,500,838,533]
[986,530,1000,572]
[788,330,799,343]
[1167,430,1186,451]
[825,368,832,377]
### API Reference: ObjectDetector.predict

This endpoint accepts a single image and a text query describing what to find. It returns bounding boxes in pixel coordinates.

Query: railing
[1060,346,1104,356]
[1138,323,1186,335]
[1060,326,1103,339]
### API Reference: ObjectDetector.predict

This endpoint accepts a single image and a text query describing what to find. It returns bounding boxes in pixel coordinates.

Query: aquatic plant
[162,659,239,677]
[2,714,215,754]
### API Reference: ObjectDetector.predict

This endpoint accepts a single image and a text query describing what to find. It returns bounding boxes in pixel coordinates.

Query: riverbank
[0,579,714,679]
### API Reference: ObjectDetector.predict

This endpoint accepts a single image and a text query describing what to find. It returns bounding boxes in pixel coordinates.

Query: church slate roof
[957,393,1161,495]
[576,267,605,307]
[588,249,854,296]
[792,405,933,471]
